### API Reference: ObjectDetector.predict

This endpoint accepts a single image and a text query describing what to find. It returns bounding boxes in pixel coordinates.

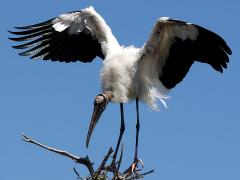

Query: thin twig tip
[21,133,30,141]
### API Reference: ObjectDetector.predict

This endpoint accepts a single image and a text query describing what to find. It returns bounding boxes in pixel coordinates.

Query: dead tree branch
[22,133,94,176]
[21,133,153,180]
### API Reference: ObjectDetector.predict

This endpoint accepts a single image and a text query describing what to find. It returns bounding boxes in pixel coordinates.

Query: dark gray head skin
[86,91,113,148]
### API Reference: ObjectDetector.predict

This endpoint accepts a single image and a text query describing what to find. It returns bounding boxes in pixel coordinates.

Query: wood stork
[9,6,231,169]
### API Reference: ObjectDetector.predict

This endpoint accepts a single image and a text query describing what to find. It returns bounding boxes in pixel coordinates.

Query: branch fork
[22,133,153,180]
[21,91,153,179]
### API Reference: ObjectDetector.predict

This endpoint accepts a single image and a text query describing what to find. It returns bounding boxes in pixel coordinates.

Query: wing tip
[8,29,22,35]
[8,29,20,37]
[226,47,232,55]
[8,36,19,41]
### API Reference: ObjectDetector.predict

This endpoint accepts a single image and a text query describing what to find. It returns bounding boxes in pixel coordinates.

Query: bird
[9,6,231,170]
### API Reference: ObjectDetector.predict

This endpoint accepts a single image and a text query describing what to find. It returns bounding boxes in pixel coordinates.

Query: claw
[124,158,144,175]
[137,158,144,168]
[131,158,143,172]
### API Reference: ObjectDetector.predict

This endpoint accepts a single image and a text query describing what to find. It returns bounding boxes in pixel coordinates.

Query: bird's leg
[124,98,143,174]
[134,98,141,163]
[111,103,125,168]
[86,91,113,148]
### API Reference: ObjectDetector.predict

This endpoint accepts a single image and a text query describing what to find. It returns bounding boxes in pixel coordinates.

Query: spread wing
[9,6,119,63]
[143,17,232,89]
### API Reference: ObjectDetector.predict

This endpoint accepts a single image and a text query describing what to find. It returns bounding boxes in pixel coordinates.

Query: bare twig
[73,167,81,179]
[140,169,154,176]
[21,133,94,176]
[21,133,153,180]
[97,147,114,173]
[117,144,124,171]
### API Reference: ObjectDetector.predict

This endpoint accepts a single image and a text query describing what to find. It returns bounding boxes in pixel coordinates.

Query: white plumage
[9,5,232,168]
[9,6,231,110]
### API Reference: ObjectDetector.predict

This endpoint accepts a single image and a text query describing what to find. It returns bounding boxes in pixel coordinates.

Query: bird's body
[9,6,231,169]
[101,45,169,110]
[59,7,170,109]
[102,46,141,102]
[9,6,231,110]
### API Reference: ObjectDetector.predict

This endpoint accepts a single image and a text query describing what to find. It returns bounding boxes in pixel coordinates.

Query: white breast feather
[52,11,199,111]
[101,46,169,110]
[101,47,140,103]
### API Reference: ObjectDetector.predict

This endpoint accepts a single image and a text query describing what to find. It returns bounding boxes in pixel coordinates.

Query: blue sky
[1,0,239,180]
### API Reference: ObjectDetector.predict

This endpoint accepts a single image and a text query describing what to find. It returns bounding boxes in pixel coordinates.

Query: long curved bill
[86,92,112,148]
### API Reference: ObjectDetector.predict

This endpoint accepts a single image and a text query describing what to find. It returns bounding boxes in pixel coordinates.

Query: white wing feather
[52,6,120,57]
[143,17,199,75]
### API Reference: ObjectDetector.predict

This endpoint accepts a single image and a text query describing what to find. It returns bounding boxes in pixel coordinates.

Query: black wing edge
[8,19,54,60]
[168,18,232,54]
[8,14,105,62]
[194,25,232,73]
[159,19,232,89]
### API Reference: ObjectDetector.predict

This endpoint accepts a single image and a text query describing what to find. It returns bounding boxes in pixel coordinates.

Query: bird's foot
[123,158,144,175]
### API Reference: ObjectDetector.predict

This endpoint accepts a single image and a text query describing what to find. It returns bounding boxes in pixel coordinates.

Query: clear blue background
[1,1,239,180]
